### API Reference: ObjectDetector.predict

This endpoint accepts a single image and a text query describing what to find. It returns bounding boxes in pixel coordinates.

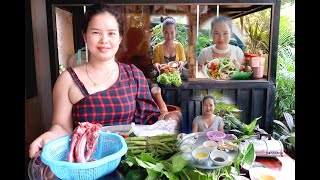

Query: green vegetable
[157,71,182,87]
[233,143,255,175]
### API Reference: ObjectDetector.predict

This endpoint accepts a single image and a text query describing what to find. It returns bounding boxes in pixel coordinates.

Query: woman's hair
[82,3,124,36]
[210,15,233,34]
[162,16,177,31]
[202,95,216,105]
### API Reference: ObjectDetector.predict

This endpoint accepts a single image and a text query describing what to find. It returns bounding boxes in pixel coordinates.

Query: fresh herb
[157,71,182,87]
[229,116,261,137]
[233,143,255,175]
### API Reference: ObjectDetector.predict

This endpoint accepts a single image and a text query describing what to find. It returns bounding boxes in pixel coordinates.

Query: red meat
[67,122,102,163]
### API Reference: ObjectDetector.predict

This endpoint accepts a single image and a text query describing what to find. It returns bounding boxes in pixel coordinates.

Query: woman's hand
[29,124,71,158]
[29,131,57,158]
[177,61,184,71]
[153,63,161,73]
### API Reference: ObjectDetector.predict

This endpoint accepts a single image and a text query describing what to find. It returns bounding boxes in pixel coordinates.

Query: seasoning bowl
[249,167,277,180]
[203,140,218,151]
[210,150,229,166]
[180,144,194,153]
[192,146,210,164]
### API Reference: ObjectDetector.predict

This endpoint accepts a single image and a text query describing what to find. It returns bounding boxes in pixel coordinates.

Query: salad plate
[202,58,238,80]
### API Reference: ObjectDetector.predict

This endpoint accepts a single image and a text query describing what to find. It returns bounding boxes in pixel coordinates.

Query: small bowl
[235,176,250,180]
[206,131,226,142]
[180,144,193,153]
[249,167,277,180]
[210,150,229,166]
[203,140,218,151]
[168,61,179,68]
[192,146,210,163]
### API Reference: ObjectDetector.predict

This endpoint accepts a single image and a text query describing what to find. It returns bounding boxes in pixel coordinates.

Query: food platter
[202,58,238,80]
[179,132,239,170]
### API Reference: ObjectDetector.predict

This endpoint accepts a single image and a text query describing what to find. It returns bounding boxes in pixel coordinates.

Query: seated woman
[192,95,224,133]
[153,17,186,73]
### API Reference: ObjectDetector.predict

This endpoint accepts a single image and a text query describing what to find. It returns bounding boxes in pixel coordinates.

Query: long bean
[125,133,179,156]
[125,140,147,146]
[128,146,146,150]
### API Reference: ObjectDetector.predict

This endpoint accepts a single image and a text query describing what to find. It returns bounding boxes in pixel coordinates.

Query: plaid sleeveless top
[67,63,160,126]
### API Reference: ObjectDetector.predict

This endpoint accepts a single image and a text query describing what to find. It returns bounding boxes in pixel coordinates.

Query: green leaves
[171,154,189,173]
[157,71,182,87]
[240,117,261,136]
[233,143,255,175]
[273,112,295,152]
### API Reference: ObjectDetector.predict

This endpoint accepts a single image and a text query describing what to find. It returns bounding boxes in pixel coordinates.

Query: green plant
[212,92,260,137]
[242,9,270,54]
[195,31,212,57]
[211,92,242,132]
[233,143,255,176]
[274,15,295,120]
[273,112,295,158]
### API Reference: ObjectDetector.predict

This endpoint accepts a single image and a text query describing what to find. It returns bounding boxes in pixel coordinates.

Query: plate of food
[202,58,239,80]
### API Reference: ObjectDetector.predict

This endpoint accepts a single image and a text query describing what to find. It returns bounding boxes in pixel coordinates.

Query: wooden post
[188,5,197,79]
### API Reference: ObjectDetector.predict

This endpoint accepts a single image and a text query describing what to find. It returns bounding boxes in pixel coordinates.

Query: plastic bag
[131,119,177,137]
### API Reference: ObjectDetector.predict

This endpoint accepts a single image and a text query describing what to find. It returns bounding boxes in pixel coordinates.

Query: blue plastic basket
[41,132,127,180]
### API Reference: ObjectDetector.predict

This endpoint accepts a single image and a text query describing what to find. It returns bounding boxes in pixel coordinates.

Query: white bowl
[235,176,250,180]
[210,150,229,166]
[249,167,277,180]
[192,146,210,163]
[203,140,218,151]
[180,144,193,153]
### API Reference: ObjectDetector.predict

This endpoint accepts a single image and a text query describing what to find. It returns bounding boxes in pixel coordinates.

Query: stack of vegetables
[125,133,179,155]
[157,64,182,87]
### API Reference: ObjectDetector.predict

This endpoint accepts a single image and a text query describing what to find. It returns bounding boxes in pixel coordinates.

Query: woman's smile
[97,46,111,52]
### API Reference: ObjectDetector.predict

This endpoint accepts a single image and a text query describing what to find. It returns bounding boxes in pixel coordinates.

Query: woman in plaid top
[29,4,160,158]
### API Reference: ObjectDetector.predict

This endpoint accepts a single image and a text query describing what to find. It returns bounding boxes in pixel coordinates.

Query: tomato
[210,63,216,71]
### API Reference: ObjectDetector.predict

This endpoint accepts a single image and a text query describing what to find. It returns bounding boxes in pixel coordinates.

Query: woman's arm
[218,117,225,132]
[51,71,74,133]
[153,43,163,64]
[192,116,200,133]
[192,123,199,133]
[176,42,186,62]
[131,64,161,124]
[29,71,74,158]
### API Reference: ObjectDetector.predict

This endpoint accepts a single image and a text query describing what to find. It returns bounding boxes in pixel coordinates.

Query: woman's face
[163,24,176,44]
[83,12,122,61]
[212,22,232,50]
[203,98,215,115]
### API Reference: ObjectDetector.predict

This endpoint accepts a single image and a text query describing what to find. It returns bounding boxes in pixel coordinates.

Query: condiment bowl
[203,140,218,151]
[249,167,277,180]
[180,144,194,153]
[192,146,210,163]
[210,150,229,166]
